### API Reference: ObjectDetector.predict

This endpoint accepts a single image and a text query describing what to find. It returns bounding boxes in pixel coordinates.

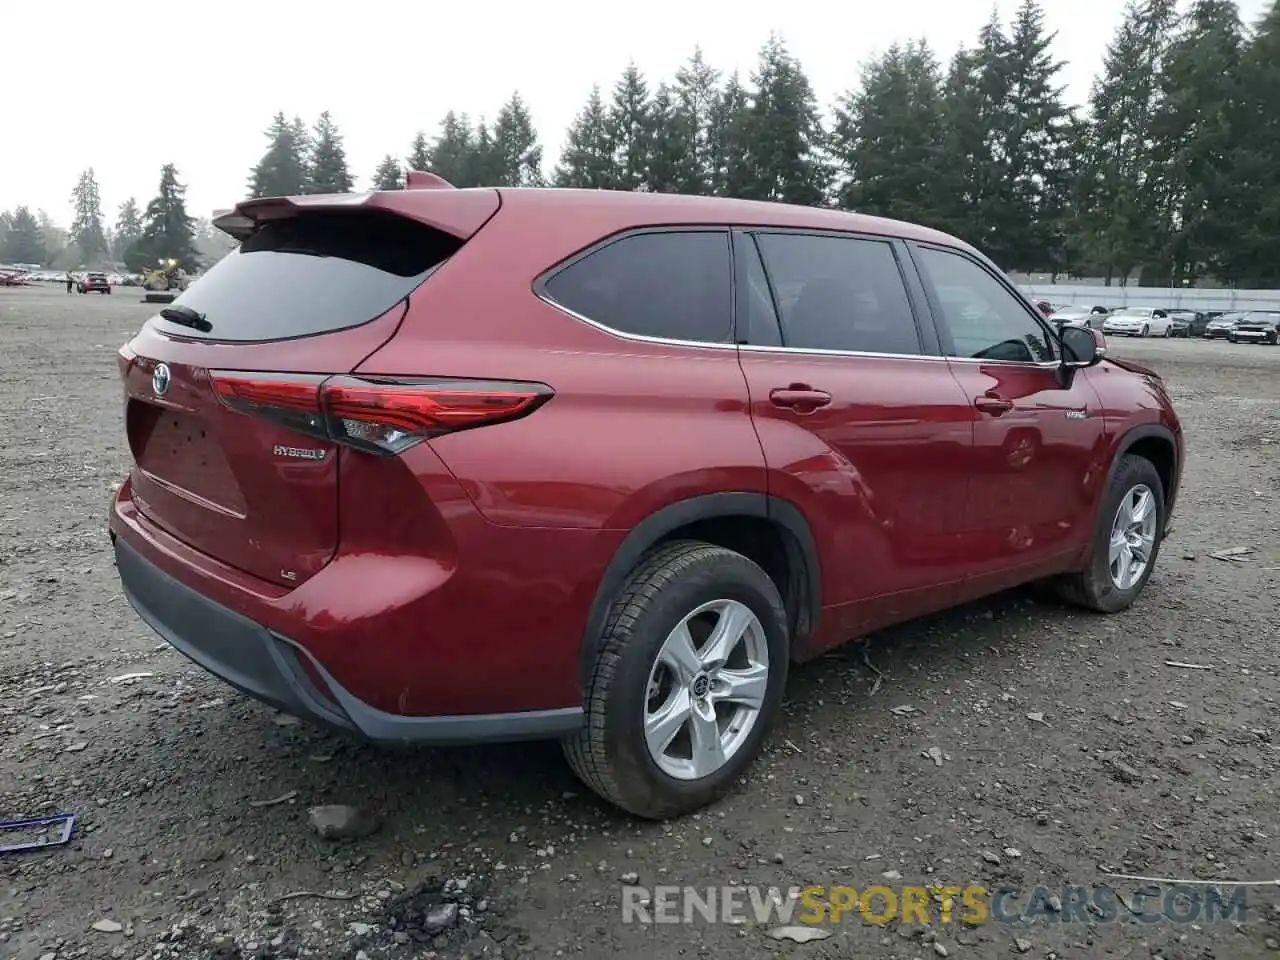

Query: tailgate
[118,197,497,587]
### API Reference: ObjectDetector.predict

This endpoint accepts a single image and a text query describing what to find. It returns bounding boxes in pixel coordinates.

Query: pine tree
[645,84,693,193]
[465,120,505,186]
[998,0,1075,273]
[247,112,311,198]
[670,47,723,195]
[935,15,1018,255]
[491,92,544,186]
[831,41,947,225]
[709,71,751,197]
[131,164,199,271]
[1235,0,1280,284]
[307,111,354,194]
[113,198,143,261]
[372,155,403,190]
[407,132,432,172]
[737,34,831,205]
[428,111,478,185]
[608,63,655,190]
[554,85,617,188]
[0,211,11,258]
[1150,0,1247,285]
[1,207,46,264]
[37,210,66,264]
[1079,0,1179,283]
[69,168,108,265]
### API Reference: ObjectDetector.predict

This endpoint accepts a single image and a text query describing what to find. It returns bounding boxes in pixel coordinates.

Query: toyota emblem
[152,362,171,397]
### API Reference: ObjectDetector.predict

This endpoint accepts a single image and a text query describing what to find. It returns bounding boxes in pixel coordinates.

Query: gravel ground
[2,282,1279,960]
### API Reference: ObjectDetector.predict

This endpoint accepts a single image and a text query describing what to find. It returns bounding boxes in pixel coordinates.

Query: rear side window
[158,211,462,342]
[753,233,923,355]
[542,231,732,343]
[915,246,1055,363]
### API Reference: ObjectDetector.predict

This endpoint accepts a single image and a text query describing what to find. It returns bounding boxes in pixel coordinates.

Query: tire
[1052,454,1166,614]
[1162,325,1171,338]
[563,540,789,819]
[1141,324,1150,337]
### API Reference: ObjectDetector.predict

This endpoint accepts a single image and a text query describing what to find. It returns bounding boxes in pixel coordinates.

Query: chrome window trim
[536,293,1064,369]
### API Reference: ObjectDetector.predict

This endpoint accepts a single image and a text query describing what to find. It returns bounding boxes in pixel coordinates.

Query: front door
[908,243,1107,594]
[733,231,976,645]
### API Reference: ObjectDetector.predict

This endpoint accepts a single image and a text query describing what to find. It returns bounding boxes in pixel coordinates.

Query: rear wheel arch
[578,493,821,693]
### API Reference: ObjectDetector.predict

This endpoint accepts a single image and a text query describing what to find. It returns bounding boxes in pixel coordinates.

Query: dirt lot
[2,282,1278,960]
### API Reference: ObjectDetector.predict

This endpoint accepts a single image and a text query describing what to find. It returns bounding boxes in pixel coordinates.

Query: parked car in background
[77,272,111,294]
[1167,310,1207,338]
[1048,306,1092,330]
[1228,311,1280,344]
[1102,307,1173,337]
[107,185,1184,819]
[1047,306,1110,331]
[1204,312,1245,339]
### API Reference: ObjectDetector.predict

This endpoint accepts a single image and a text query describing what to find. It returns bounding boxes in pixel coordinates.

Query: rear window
[157,211,462,342]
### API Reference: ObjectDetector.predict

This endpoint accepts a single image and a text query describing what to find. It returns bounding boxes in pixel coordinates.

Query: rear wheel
[1052,454,1165,613]
[564,540,789,819]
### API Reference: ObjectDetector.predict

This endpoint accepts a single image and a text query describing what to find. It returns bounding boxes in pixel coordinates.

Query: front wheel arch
[1103,424,1178,525]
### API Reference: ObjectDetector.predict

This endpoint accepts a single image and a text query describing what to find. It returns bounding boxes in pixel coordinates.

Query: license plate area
[129,401,247,514]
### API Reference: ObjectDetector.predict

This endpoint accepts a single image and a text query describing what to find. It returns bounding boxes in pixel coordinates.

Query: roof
[215,185,974,258]
[493,187,971,251]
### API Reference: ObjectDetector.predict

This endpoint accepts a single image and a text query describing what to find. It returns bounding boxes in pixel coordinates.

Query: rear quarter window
[541,230,733,344]
[157,211,462,342]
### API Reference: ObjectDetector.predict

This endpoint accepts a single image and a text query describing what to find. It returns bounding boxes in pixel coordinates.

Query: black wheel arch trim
[578,492,822,692]
[1105,423,1180,530]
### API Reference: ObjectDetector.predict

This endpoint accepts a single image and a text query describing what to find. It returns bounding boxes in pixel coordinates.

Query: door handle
[770,386,832,411]
[974,394,1014,416]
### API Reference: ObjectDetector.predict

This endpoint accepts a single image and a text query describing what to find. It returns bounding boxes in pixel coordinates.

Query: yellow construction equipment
[141,259,189,304]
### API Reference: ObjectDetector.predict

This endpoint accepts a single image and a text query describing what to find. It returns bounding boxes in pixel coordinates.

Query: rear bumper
[112,528,585,746]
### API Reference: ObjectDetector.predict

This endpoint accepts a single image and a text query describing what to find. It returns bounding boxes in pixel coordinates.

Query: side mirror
[1061,325,1105,368]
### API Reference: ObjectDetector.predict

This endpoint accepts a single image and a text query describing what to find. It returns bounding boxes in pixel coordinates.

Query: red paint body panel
[735,352,975,647]
[943,360,1109,599]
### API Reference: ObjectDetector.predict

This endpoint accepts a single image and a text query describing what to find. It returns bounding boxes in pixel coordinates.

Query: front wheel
[1163,325,1171,338]
[1140,324,1150,337]
[564,540,789,819]
[1051,454,1165,613]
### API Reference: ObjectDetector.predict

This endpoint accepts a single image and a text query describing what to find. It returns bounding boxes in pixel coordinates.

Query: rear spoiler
[212,172,494,243]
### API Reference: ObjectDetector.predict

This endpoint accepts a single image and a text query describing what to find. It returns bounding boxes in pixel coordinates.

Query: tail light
[117,342,137,378]
[210,372,552,455]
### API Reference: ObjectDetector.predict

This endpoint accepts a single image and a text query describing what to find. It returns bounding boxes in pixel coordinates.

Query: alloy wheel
[643,599,769,780]
[1109,483,1158,590]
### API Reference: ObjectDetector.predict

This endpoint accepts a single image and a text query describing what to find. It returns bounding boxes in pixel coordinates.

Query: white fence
[1018,284,1280,313]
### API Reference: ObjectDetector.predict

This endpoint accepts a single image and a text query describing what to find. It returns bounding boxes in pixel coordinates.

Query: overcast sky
[1,0,1267,226]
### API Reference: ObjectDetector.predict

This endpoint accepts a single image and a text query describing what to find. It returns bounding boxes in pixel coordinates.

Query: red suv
[79,272,111,294]
[109,184,1183,819]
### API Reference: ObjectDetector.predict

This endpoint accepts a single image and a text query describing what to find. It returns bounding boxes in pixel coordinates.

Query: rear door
[121,198,494,587]
[733,230,975,637]
[907,242,1106,591]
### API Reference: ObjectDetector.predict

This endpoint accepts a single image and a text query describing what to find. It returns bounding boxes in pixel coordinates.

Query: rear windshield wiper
[159,305,212,333]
